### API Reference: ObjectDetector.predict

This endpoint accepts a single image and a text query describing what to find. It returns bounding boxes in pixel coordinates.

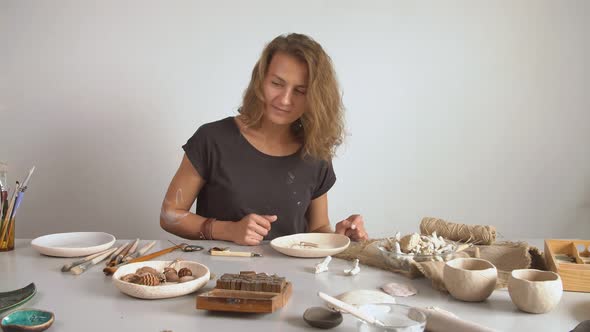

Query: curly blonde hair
[239,33,344,161]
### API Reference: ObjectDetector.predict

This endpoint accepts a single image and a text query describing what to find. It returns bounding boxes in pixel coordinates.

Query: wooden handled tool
[209,248,262,257]
[103,244,183,275]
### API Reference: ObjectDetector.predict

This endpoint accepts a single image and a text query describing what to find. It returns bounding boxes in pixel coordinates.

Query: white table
[1,239,588,331]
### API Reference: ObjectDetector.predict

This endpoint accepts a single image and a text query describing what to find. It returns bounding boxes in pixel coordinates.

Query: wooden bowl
[443,258,497,302]
[112,260,210,299]
[508,269,563,314]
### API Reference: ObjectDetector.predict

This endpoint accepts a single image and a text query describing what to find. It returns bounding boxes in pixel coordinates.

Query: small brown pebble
[164,267,177,274]
[165,270,179,282]
[178,267,192,278]
[179,275,195,283]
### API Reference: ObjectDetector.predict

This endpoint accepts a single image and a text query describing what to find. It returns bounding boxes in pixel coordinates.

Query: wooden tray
[545,239,590,292]
[196,282,292,313]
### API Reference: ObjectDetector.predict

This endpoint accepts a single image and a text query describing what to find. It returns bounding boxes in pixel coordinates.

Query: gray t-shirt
[182,117,336,240]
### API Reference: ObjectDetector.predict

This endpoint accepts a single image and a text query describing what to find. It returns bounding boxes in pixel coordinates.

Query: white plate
[270,233,350,258]
[31,232,116,257]
[112,261,210,299]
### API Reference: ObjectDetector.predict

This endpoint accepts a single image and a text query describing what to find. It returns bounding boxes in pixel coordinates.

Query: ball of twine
[420,217,496,245]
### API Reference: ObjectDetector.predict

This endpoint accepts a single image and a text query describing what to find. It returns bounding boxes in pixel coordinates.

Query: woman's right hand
[231,213,277,245]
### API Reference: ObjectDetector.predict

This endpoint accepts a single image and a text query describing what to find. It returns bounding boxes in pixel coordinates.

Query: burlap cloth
[334,239,546,292]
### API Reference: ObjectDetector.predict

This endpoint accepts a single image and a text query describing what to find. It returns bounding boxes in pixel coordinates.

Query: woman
[160,33,368,245]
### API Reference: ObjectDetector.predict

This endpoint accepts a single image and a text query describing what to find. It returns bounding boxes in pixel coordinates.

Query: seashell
[381,282,418,297]
[165,270,179,282]
[136,266,158,276]
[393,242,401,254]
[137,273,160,286]
[179,275,195,283]
[399,233,420,253]
[120,273,140,283]
[327,290,395,312]
[164,267,177,274]
[178,267,193,278]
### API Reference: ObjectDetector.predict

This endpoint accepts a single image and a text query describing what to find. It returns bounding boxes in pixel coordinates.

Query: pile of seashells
[120,265,196,286]
[381,231,460,260]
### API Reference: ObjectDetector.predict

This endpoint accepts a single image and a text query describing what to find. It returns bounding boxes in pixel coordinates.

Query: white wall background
[1,0,589,240]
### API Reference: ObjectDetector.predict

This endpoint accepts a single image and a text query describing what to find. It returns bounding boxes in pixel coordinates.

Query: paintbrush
[105,245,125,266]
[106,241,132,267]
[100,241,157,275]
[0,166,35,245]
[123,240,156,262]
[122,238,140,260]
[114,241,135,265]
[103,243,183,275]
[208,247,262,257]
[0,179,6,222]
[61,247,118,272]
[0,163,7,222]
[70,247,119,275]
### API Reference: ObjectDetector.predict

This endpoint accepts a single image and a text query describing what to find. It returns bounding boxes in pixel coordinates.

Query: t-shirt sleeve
[312,160,336,199]
[182,125,212,181]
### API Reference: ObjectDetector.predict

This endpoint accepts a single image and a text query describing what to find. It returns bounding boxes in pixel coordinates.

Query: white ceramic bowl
[31,232,116,257]
[443,258,497,302]
[270,233,350,258]
[112,260,210,299]
[508,269,563,314]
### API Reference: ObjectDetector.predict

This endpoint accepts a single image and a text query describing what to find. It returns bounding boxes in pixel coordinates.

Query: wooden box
[544,239,590,292]
[196,282,292,313]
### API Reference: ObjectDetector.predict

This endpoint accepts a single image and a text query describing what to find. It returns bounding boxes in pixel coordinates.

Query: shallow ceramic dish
[1,308,54,332]
[112,260,210,299]
[270,233,350,258]
[0,283,36,313]
[31,232,116,257]
[356,304,426,332]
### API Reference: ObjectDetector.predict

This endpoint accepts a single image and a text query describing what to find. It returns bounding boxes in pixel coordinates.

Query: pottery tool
[318,291,386,327]
[103,243,186,275]
[299,241,319,248]
[123,240,156,262]
[209,247,262,257]
[61,247,118,272]
[70,247,119,275]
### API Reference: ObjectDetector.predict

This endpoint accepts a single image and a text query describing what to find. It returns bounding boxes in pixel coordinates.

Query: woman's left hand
[335,214,368,241]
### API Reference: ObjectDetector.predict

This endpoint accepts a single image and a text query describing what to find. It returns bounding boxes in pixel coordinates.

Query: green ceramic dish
[0,284,36,313]
[1,308,54,332]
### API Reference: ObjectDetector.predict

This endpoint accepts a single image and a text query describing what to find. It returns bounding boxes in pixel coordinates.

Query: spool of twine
[420,217,496,245]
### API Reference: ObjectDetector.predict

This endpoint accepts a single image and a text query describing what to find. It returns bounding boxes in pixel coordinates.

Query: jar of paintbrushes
[0,163,35,252]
